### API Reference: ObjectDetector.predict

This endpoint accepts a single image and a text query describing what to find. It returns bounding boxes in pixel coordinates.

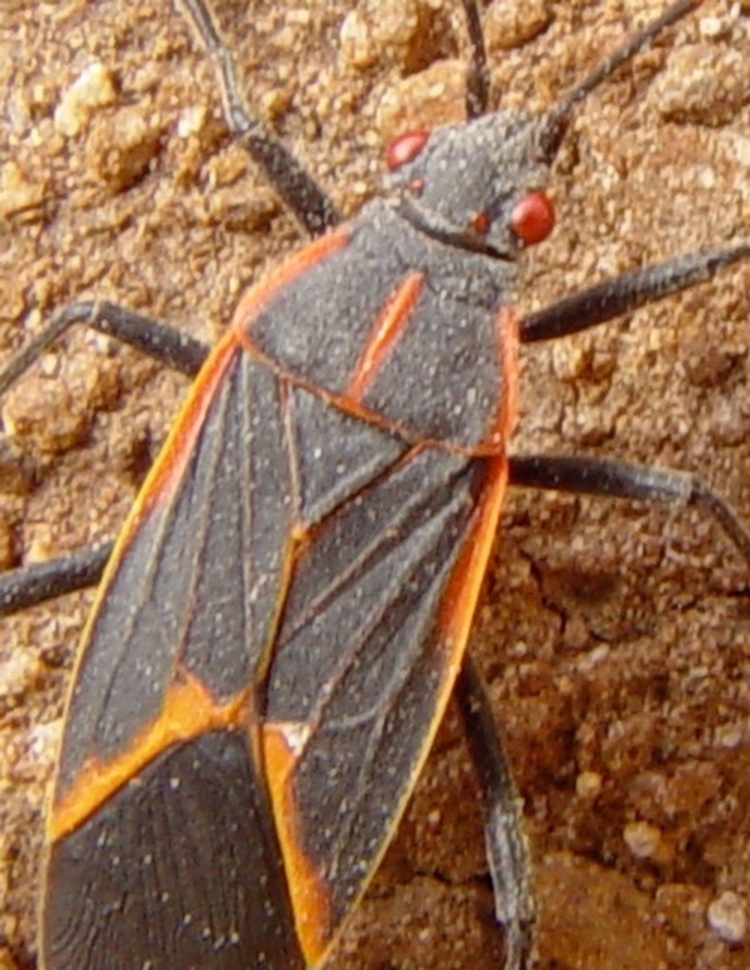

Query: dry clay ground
[1,1,749,968]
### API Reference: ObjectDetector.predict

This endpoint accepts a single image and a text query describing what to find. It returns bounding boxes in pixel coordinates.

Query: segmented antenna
[539,0,702,157]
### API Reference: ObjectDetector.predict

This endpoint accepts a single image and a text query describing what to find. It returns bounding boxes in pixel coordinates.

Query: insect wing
[43,335,305,970]
[42,312,509,968]
[262,417,508,963]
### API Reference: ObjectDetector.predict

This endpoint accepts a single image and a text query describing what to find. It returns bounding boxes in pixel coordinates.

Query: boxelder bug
[1,0,749,968]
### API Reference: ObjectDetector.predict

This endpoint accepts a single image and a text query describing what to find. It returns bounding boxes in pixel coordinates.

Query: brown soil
[1,1,748,968]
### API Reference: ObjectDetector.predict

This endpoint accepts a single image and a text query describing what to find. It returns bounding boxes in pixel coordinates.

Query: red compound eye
[386,130,430,171]
[510,190,555,245]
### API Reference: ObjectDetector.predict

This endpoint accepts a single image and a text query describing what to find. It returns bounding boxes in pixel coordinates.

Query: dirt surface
[1,1,748,968]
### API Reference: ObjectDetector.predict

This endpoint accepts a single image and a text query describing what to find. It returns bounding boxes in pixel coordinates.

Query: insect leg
[508,455,750,565]
[456,655,534,970]
[519,243,750,344]
[176,0,339,235]
[0,542,112,615]
[0,306,210,613]
[0,301,208,398]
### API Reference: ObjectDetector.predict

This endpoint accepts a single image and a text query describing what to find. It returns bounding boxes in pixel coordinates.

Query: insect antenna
[177,0,338,233]
[538,0,702,158]
[460,0,491,118]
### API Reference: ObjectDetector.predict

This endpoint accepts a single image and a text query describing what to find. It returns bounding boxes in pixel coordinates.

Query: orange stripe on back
[263,722,332,965]
[232,228,350,338]
[436,454,508,665]
[347,272,424,402]
[49,671,252,842]
[132,329,240,528]
[493,305,520,444]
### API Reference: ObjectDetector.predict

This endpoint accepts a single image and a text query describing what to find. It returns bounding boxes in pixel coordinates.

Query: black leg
[0,304,210,614]
[519,244,750,344]
[0,301,209,397]
[509,455,750,565]
[456,656,534,970]
[0,543,112,615]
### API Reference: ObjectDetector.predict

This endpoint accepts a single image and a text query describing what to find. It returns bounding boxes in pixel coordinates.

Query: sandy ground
[1,1,749,968]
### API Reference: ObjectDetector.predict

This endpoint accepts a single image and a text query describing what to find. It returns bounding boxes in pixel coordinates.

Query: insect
[0,0,748,964]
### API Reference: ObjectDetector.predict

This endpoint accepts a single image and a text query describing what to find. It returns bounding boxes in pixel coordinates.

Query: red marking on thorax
[232,228,351,340]
[494,305,520,443]
[346,272,424,402]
